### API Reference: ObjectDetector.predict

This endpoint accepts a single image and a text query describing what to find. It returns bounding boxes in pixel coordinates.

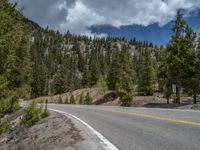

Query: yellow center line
[122,111,200,126]
[85,107,200,127]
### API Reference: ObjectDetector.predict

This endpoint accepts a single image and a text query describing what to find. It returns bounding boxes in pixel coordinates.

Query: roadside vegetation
[84,92,92,105]
[0,96,19,135]
[49,91,93,105]
[0,99,49,136]
[21,101,49,127]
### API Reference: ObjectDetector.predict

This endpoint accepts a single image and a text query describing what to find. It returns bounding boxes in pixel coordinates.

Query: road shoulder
[50,108,118,150]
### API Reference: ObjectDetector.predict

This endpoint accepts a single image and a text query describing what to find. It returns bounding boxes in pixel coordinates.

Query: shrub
[0,120,3,135]
[0,96,19,135]
[21,101,40,127]
[115,84,133,107]
[96,75,108,91]
[38,99,45,104]
[14,84,32,100]
[84,92,92,105]
[41,100,49,118]
[0,96,19,115]
[0,119,11,135]
[64,96,69,104]
[41,110,49,118]
[58,96,62,104]
[79,93,84,104]
[69,95,75,104]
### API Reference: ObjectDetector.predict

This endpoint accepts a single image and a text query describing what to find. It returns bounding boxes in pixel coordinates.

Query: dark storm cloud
[9,0,75,32]
[9,0,200,36]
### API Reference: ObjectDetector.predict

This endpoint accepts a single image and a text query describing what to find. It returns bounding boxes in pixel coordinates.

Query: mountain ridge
[91,11,200,46]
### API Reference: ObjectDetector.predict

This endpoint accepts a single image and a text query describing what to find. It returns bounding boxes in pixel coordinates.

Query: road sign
[172,84,176,94]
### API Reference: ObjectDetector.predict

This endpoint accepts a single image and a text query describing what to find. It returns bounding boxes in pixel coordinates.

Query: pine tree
[166,11,187,104]
[66,55,80,91]
[181,30,200,104]
[64,96,69,104]
[158,48,167,92]
[0,1,33,99]
[112,46,135,106]
[82,65,92,87]
[58,96,63,104]
[137,48,155,96]
[31,64,48,97]
[84,92,92,105]
[69,95,75,104]
[158,48,172,104]
[164,80,172,104]
[88,48,101,86]
[107,49,121,90]
[78,50,85,72]
[79,93,84,104]
[96,75,108,90]
[0,75,11,99]
[52,65,67,95]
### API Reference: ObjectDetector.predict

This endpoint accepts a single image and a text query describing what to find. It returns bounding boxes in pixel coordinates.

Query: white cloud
[59,1,105,34]
[10,0,200,35]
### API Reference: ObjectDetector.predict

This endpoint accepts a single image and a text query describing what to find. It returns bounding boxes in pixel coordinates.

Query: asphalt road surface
[48,104,200,150]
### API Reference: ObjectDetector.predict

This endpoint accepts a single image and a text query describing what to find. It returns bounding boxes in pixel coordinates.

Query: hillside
[1,1,161,103]
[32,88,118,105]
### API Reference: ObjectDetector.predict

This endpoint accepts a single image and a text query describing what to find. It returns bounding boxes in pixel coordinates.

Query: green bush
[0,96,19,135]
[115,83,133,107]
[0,96,19,116]
[38,99,45,104]
[41,110,49,118]
[84,92,92,105]
[41,100,49,118]
[70,95,75,104]
[0,119,11,135]
[64,96,69,104]
[14,84,32,100]
[96,75,108,91]
[21,101,40,127]
[58,96,63,104]
[79,93,84,104]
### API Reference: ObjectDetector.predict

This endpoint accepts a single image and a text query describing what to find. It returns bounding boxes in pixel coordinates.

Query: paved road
[48,104,200,150]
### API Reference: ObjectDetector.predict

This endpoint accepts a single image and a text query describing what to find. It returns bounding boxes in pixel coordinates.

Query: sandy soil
[0,112,83,150]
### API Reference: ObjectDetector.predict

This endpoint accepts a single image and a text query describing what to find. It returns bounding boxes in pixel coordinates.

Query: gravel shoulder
[0,110,104,150]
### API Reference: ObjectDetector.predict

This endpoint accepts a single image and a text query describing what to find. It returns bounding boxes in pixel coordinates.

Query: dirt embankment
[32,88,118,105]
[0,111,83,150]
[31,88,200,110]
[131,94,200,110]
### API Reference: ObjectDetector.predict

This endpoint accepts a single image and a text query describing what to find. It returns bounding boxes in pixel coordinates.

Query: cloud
[10,0,200,35]
[9,0,75,31]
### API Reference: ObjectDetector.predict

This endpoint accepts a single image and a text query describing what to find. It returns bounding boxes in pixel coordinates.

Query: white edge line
[49,108,119,150]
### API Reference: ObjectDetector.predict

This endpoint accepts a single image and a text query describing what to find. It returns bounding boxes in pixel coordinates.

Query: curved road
[48,104,200,150]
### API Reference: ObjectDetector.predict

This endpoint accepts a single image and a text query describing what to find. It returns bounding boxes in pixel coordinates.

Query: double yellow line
[88,106,200,127]
[119,111,200,126]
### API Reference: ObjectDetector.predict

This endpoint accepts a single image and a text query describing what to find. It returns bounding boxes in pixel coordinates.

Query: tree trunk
[45,99,48,111]
[193,90,197,104]
[175,86,181,104]
[167,98,169,104]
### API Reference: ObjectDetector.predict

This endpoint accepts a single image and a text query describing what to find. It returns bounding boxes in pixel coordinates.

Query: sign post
[172,84,176,103]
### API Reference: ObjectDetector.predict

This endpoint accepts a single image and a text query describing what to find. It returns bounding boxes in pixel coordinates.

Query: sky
[9,0,200,45]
